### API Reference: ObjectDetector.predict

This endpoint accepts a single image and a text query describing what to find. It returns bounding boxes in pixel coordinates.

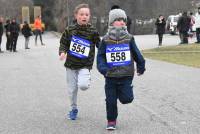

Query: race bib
[69,36,91,58]
[106,44,131,67]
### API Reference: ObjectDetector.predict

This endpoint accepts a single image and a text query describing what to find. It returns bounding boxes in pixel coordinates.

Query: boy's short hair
[74,3,90,14]
[108,9,127,26]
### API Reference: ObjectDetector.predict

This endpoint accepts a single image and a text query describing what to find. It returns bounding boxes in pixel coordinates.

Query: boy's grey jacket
[97,28,145,77]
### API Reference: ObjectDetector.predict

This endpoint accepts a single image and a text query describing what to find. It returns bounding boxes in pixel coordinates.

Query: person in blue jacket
[97,8,146,130]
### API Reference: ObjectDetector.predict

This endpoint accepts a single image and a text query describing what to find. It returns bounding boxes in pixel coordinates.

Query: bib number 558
[110,52,126,61]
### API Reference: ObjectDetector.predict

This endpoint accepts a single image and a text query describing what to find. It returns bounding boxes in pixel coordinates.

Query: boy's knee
[119,97,134,104]
[78,69,90,91]
[78,83,89,91]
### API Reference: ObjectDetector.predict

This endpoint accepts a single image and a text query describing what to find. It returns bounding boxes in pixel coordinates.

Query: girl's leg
[35,30,38,45]
[39,31,44,45]
[25,37,28,48]
[27,37,30,48]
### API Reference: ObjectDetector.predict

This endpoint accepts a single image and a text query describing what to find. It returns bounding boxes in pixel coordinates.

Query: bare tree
[1,0,194,34]
[0,0,33,23]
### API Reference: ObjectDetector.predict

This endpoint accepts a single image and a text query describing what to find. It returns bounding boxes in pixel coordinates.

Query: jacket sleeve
[93,31,101,48]
[130,37,146,74]
[162,19,166,26]
[97,40,109,76]
[59,28,70,55]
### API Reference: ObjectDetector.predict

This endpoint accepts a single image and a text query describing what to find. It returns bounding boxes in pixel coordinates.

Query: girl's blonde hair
[74,3,90,14]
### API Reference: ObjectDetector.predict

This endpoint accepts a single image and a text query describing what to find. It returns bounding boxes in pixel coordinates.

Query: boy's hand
[59,52,67,61]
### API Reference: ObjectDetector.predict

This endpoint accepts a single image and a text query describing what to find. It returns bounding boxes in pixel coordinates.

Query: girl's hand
[59,52,67,61]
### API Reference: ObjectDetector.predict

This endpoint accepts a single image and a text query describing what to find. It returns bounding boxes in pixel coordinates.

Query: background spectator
[155,15,166,46]
[10,18,20,52]
[22,21,32,49]
[177,12,191,44]
[195,7,200,43]
[34,16,44,45]
[4,19,11,51]
[0,17,3,52]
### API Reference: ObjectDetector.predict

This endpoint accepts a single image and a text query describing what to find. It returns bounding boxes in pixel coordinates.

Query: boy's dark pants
[105,76,134,121]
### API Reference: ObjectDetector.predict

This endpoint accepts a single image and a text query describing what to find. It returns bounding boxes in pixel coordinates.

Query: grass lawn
[142,44,200,68]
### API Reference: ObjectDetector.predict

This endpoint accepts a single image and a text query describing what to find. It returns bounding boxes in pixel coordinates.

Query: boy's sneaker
[106,121,116,130]
[68,108,78,120]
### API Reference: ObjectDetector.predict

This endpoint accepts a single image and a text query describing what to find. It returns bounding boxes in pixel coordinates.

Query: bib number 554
[71,43,86,54]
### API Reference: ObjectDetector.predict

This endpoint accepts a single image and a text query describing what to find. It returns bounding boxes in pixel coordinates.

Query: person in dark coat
[4,19,11,51]
[155,15,166,46]
[10,19,20,52]
[177,12,191,44]
[0,17,4,52]
[22,21,32,49]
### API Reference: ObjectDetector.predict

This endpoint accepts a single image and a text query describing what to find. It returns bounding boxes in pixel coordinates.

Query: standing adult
[34,16,44,45]
[177,12,191,44]
[155,15,166,46]
[4,19,11,51]
[189,12,195,32]
[21,21,32,49]
[195,7,200,43]
[0,17,4,52]
[188,12,195,38]
[10,18,20,52]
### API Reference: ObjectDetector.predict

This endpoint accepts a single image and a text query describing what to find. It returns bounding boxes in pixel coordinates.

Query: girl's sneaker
[106,121,116,130]
[68,108,78,120]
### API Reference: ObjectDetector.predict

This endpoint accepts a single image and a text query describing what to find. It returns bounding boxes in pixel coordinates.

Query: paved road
[0,33,200,134]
